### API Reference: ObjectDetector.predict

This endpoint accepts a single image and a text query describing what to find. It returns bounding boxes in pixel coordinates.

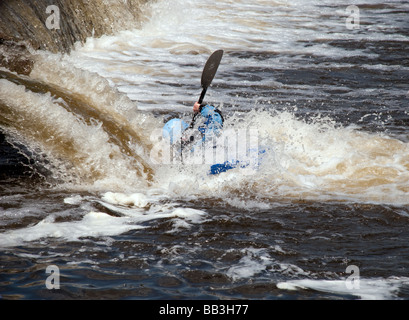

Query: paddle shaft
[198,87,207,105]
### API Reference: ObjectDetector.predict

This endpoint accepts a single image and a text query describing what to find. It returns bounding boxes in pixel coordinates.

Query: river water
[1,0,409,300]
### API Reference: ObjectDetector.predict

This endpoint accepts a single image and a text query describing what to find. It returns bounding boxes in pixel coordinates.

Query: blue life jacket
[197,105,223,139]
[162,105,224,150]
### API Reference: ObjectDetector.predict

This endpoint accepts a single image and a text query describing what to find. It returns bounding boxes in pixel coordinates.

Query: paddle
[190,49,223,128]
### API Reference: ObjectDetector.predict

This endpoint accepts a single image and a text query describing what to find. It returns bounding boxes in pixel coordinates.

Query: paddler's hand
[193,102,201,113]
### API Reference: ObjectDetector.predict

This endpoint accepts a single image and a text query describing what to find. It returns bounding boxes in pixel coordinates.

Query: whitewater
[1,0,409,300]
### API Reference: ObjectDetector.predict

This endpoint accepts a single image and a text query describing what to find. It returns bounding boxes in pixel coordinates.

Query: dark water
[1,0,409,301]
[2,193,409,300]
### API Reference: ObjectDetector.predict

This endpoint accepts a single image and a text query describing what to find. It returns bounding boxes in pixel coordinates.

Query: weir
[0,0,150,73]
[0,0,150,53]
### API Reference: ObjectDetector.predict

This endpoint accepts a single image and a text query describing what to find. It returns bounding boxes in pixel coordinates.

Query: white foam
[0,211,144,248]
[64,195,85,205]
[226,248,274,281]
[225,247,310,281]
[0,189,208,248]
[0,205,207,248]
[171,207,206,224]
[277,277,409,300]
[101,191,150,208]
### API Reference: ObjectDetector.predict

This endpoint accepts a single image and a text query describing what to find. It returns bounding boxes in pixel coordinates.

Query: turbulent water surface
[1,0,409,300]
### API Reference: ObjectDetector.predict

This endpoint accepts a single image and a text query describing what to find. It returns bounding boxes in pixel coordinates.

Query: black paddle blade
[193,49,224,126]
[201,49,223,89]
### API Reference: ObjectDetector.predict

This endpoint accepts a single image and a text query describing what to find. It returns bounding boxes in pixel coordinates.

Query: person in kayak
[183,101,224,146]
[162,101,224,162]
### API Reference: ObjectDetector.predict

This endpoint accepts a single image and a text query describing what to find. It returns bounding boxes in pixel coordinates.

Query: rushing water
[1,0,409,300]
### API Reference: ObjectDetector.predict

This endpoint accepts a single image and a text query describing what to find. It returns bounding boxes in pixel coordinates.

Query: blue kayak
[209,148,265,175]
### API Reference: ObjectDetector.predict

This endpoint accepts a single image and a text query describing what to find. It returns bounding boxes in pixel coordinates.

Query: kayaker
[182,101,224,148]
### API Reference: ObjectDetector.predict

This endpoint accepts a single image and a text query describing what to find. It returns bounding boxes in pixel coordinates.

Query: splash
[150,109,409,205]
